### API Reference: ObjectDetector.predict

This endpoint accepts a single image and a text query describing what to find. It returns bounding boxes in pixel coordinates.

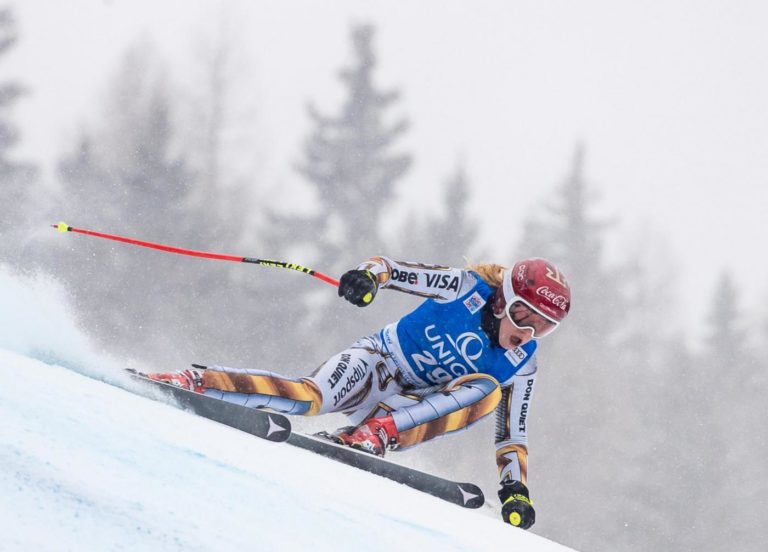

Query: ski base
[125,369,291,442]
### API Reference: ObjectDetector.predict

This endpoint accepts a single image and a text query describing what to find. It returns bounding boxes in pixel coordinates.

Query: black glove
[338,269,378,307]
[498,479,535,529]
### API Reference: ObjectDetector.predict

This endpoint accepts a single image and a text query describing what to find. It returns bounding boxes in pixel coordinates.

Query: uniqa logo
[536,286,568,310]
[411,325,485,384]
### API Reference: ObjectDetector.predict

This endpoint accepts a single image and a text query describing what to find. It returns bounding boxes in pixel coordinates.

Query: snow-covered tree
[296,24,411,270]
[395,161,482,266]
[55,42,196,363]
[0,7,37,263]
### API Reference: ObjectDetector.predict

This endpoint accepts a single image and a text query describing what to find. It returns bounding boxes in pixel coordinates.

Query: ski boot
[147,368,205,393]
[321,416,400,457]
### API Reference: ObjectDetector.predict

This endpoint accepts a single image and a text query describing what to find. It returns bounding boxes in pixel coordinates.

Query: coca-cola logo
[536,286,568,310]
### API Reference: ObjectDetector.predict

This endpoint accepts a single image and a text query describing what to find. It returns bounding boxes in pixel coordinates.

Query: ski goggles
[504,296,560,339]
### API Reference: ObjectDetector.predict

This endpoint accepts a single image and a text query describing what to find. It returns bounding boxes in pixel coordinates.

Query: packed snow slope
[0,268,576,551]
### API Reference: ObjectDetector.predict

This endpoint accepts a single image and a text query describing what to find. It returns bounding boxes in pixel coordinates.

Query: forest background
[2,3,767,551]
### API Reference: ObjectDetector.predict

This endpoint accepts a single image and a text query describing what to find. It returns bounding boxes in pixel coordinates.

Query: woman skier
[148,256,571,530]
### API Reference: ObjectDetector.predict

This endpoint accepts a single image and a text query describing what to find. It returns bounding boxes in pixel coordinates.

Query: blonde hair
[466,263,506,288]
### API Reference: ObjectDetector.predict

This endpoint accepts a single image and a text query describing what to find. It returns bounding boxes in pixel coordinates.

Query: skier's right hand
[498,479,536,529]
[338,269,378,307]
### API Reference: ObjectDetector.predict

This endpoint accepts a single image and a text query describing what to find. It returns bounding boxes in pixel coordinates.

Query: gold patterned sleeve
[494,363,537,486]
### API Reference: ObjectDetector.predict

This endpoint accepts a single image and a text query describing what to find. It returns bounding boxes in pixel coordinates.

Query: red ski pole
[51,222,340,288]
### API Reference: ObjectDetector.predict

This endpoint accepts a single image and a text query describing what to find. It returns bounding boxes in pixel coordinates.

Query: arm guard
[494,360,537,485]
[355,256,474,302]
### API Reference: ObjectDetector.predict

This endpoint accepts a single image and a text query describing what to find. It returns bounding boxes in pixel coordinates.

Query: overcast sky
[7,0,768,339]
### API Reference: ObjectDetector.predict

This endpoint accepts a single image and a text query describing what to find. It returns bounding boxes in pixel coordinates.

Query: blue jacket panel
[390,274,537,387]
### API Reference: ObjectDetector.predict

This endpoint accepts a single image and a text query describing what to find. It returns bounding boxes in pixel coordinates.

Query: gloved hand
[498,479,535,529]
[338,269,378,307]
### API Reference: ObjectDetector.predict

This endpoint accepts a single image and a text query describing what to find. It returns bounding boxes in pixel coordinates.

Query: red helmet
[491,258,571,336]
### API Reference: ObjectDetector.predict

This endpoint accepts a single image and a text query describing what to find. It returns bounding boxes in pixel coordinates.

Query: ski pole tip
[53,222,70,233]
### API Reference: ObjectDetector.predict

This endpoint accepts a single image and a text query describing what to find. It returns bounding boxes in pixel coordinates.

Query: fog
[2,2,767,550]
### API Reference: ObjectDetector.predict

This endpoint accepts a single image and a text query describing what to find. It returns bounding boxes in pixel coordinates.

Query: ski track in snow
[0,269,576,551]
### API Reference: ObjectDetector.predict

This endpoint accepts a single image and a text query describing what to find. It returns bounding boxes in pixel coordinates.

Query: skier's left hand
[498,479,535,529]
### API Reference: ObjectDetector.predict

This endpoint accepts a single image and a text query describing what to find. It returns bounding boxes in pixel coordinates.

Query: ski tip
[191,363,208,370]
[124,367,147,378]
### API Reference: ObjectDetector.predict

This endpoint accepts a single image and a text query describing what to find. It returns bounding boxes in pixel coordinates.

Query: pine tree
[692,273,765,551]
[512,144,633,549]
[166,14,295,369]
[396,161,482,266]
[703,273,745,348]
[517,144,617,329]
[288,24,415,359]
[183,9,253,249]
[0,7,36,263]
[609,238,694,550]
[296,24,411,271]
[54,42,196,364]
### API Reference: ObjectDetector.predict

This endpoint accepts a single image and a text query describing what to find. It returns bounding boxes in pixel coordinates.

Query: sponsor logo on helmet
[545,265,567,286]
[515,264,527,284]
[536,286,569,310]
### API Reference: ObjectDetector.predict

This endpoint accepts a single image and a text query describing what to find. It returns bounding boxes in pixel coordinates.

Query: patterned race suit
[201,257,539,484]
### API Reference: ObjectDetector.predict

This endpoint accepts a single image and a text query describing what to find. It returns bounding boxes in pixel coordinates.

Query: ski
[125,369,291,442]
[126,368,484,508]
[285,432,485,509]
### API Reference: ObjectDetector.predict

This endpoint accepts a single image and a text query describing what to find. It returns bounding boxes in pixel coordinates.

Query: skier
[149,256,571,529]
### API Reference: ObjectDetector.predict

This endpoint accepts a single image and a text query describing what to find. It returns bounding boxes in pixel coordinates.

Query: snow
[0,268,576,551]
